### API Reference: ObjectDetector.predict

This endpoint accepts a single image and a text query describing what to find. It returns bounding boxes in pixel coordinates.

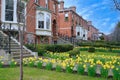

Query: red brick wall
[88,25,98,40]
[58,10,89,38]
[26,0,36,34]
[58,11,72,37]
[25,0,59,43]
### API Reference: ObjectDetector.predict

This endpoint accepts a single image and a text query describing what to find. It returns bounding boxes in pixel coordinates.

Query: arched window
[38,12,44,28]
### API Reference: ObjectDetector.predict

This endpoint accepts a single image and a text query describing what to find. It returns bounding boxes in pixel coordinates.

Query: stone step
[6,49,27,53]
[12,52,31,55]
[13,54,34,59]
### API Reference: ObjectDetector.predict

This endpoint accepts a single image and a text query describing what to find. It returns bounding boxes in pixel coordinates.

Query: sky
[62,0,120,34]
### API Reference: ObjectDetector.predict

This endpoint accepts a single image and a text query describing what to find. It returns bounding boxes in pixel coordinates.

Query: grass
[80,51,119,56]
[0,67,106,80]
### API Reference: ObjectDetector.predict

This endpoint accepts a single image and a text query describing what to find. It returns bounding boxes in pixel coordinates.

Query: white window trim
[1,0,26,24]
[36,11,51,31]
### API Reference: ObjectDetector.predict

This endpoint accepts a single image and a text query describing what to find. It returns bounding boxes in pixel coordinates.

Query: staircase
[57,33,80,46]
[0,30,36,62]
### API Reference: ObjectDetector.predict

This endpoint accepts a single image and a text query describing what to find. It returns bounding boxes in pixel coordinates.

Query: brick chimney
[59,0,64,10]
[69,6,76,12]
[88,21,92,25]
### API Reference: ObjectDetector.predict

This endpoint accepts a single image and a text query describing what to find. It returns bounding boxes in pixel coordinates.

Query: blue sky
[62,0,120,34]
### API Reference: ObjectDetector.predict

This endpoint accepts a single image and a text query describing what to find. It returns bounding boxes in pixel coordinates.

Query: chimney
[69,6,76,12]
[59,0,64,10]
[88,21,92,25]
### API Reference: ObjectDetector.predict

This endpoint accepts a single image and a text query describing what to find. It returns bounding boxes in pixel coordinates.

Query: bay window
[38,13,44,28]
[5,0,14,21]
[46,14,50,29]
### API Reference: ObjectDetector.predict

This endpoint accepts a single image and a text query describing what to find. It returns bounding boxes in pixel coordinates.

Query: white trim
[36,10,51,30]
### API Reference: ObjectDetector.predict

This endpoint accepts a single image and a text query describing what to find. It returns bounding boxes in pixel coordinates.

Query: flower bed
[22,53,120,79]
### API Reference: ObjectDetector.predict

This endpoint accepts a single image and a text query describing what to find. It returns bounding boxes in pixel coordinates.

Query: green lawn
[81,51,119,56]
[0,67,106,80]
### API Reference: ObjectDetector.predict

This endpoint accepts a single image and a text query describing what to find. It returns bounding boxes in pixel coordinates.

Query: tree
[113,0,120,11]
[110,22,120,42]
[17,0,30,80]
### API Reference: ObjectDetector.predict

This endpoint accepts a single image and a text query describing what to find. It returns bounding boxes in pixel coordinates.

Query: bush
[45,44,73,52]
[88,47,95,53]
[36,45,47,56]
[68,47,80,57]
[25,44,36,51]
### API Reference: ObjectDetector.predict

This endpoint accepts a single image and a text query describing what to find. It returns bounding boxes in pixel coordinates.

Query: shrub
[36,45,47,56]
[25,44,73,55]
[45,44,73,52]
[25,44,36,51]
[68,47,80,57]
[88,47,95,53]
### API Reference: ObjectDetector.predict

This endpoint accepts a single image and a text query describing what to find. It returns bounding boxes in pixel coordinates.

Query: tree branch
[113,0,120,11]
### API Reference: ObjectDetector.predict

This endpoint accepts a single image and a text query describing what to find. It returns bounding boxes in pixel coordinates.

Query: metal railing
[58,33,81,46]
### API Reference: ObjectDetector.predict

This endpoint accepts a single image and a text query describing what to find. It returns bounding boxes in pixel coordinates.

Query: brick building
[87,21,99,40]
[58,0,89,40]
[26,0,59,44]
[0,0,59,44]
[0,0,99,44]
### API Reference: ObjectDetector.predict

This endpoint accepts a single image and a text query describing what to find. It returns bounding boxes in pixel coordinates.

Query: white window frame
[36,11,51,30]
[1,0,26,23]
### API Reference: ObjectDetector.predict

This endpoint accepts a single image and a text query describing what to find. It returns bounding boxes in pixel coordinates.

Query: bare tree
[113,0,120,11]
[110,22,120,41]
